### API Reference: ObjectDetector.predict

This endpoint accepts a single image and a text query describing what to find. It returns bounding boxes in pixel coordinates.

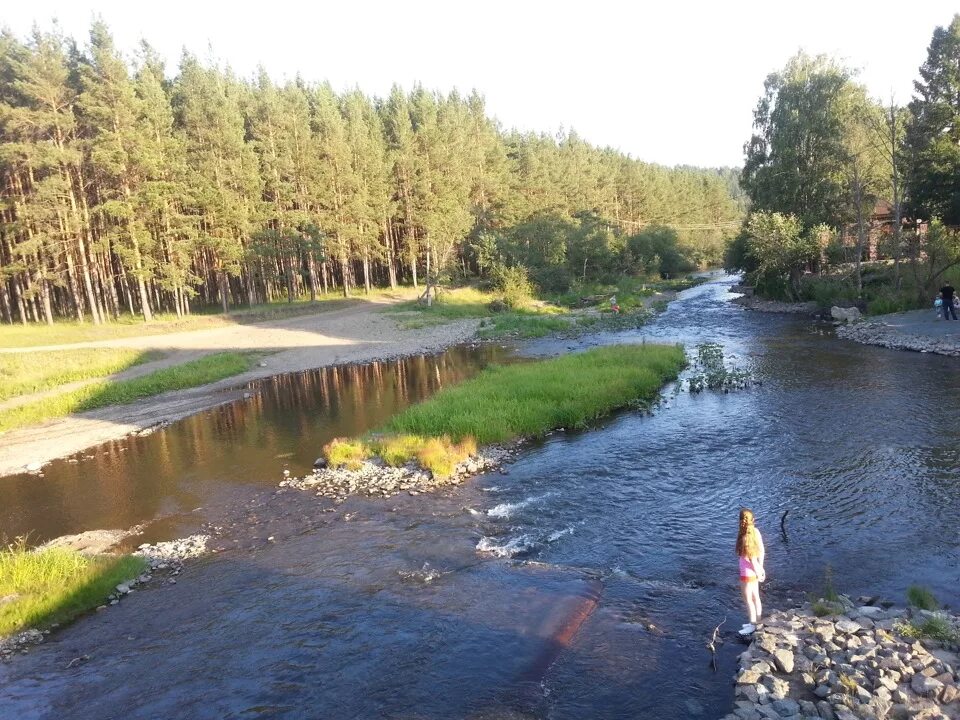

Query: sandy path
[0,300,479,477]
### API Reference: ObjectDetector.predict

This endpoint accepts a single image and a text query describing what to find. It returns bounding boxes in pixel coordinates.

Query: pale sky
[3,0,956,168]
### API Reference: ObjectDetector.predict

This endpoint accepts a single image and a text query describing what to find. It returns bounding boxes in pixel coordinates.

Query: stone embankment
[729,286,818,315]
[836,322,960,358]
[724,599,960,720]
[280,446,518,501]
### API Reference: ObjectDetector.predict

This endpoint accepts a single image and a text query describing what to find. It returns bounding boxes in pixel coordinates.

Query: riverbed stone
[771,698,800,716]
[835,618,862,635]
[911,673,944,697]
[773,649,796,674]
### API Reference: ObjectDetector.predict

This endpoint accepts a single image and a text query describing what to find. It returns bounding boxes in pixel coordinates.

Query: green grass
[0,352,256,433]
[907,585,939,611]
[384,344,686,445]
[0,348,164,401]
[323,437,370,471]
[0,544,146,637]
[894,616,958,643]
[0,288,414,349]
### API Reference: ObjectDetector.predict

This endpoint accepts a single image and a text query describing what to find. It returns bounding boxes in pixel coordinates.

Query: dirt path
[0,299,479,477]
[836,308,960,356]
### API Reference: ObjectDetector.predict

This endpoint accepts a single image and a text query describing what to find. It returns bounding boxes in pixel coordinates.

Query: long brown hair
[736,508,760,557]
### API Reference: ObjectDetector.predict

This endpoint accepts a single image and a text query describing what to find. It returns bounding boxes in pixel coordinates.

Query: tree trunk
[220,270,230,314]
[307,251,318,302]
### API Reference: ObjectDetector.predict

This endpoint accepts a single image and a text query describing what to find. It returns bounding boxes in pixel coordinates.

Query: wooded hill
[0,22,741,325]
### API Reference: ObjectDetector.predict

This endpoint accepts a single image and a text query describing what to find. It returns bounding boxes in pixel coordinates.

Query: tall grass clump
[384,344,686,445]
[907,585,939,611]
[0,352,255,433]
[0,542,146,637]
[369,434,478,478]
[323,438,370,470]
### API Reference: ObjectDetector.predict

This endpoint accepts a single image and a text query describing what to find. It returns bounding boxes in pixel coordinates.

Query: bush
[907,585,939,611]
[369,433,477,478]
[491,264,535,309]
[323,438,369,470]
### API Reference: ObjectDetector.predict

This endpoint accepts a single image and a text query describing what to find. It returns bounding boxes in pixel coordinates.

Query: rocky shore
[731,295,819,315]
[836,322,960,358]
[724,599,960,720]
[280,445,519,501]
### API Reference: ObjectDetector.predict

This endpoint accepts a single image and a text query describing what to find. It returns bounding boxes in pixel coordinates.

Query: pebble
[837,322,960,357]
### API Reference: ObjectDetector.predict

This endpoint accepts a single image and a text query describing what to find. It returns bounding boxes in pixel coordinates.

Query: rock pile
[133,534,210,570]
[0,629,44,660]
[723,600,960,720]
[836,323,960,357]
[731,296,819,315]
[281,446,516,501]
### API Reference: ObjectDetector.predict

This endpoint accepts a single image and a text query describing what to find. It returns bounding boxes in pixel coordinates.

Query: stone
[763,675,790,700]
[733,709,761,720]
[940,683,960,703]
[737,668,763,684]
[830,306,861,322]
[757,706,781,720]
[857,606,885,619]
[798,700,817,717]
[910,672,943,697]
[771,699,800,717]
[835,618,862,634]
[814,685,831,698]
[817,701,836,720]
[773,649,796,674]
[832,709,858,720]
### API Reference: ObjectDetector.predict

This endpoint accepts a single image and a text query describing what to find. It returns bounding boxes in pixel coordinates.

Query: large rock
[772,648,795,674]
[771,698,800,717]
[911,672,944,697]
[835,618,862,634]
[831,306,862,322]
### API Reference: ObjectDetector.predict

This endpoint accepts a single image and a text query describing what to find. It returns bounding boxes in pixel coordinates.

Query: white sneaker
[739,623,756,636]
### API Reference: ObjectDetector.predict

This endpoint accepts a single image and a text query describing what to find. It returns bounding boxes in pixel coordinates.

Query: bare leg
[750,582,762,623]
[741,581,757,624]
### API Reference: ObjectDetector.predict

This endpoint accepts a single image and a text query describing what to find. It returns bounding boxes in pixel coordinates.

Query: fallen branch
[706,615,727,672]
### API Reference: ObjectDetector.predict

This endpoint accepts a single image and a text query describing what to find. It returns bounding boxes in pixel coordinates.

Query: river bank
[835,311,960,358]
[726,599,960,720]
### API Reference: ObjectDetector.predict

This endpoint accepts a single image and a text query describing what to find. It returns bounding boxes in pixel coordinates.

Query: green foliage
[742,212,821,300]
[491,265,535,309]
[626,225,693,277]
[476,314,573,339]
[322,438,370,470]
[907,585,939,611]
[894,616,958,643]
[0,349,163,400]
[905,15,960,225]
[688,343,752,392]
[0,353,255,432]
[385,344,686,445]
[742,52,874,229]
[0,541,146,636]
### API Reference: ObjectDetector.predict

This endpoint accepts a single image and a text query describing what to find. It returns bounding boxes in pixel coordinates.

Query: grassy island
[323,343,686,476]
[0,544,146,638]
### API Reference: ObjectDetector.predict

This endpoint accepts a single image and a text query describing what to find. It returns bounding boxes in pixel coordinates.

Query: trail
[0,300,478,477]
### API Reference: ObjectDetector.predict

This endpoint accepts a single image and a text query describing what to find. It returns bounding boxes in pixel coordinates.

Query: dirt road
[0,299,478,477]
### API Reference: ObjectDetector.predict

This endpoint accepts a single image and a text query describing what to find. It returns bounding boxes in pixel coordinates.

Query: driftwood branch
[706,615,727,672]
[780,509,790,544]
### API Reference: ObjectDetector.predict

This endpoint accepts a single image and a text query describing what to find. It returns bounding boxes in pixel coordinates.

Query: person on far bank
[941,283,957,320]
[737,508,765,635]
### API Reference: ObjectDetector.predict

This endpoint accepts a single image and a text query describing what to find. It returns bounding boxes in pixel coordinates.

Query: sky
[3,0,956,168]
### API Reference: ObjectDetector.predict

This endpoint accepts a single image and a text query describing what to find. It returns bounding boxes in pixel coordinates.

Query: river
[2,274,959,719]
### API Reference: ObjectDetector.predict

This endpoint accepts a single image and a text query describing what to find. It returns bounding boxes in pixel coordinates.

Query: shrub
[491,264,535,309]
[907,585,939,611]
[323,438,369,470]
[375,434,424,467]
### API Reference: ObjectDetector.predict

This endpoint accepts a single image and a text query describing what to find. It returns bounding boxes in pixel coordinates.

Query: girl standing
[737,508,765,634]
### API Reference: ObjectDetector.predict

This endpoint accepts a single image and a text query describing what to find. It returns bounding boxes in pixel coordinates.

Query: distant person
[736,508,765,635]
[941,284,957,320]
[935,294,944,319]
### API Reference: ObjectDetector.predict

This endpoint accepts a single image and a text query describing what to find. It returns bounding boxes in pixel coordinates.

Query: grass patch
[0,349,163,401]
[477,314,573,339]
[0,543,146,636]
[384,344,686,445]
[0,352,256,433]
[323,438,370,471]
[894,616,958,643]
[907,585,939,611]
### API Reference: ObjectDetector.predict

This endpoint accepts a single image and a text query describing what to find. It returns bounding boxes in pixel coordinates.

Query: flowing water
[3,274,960,719]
